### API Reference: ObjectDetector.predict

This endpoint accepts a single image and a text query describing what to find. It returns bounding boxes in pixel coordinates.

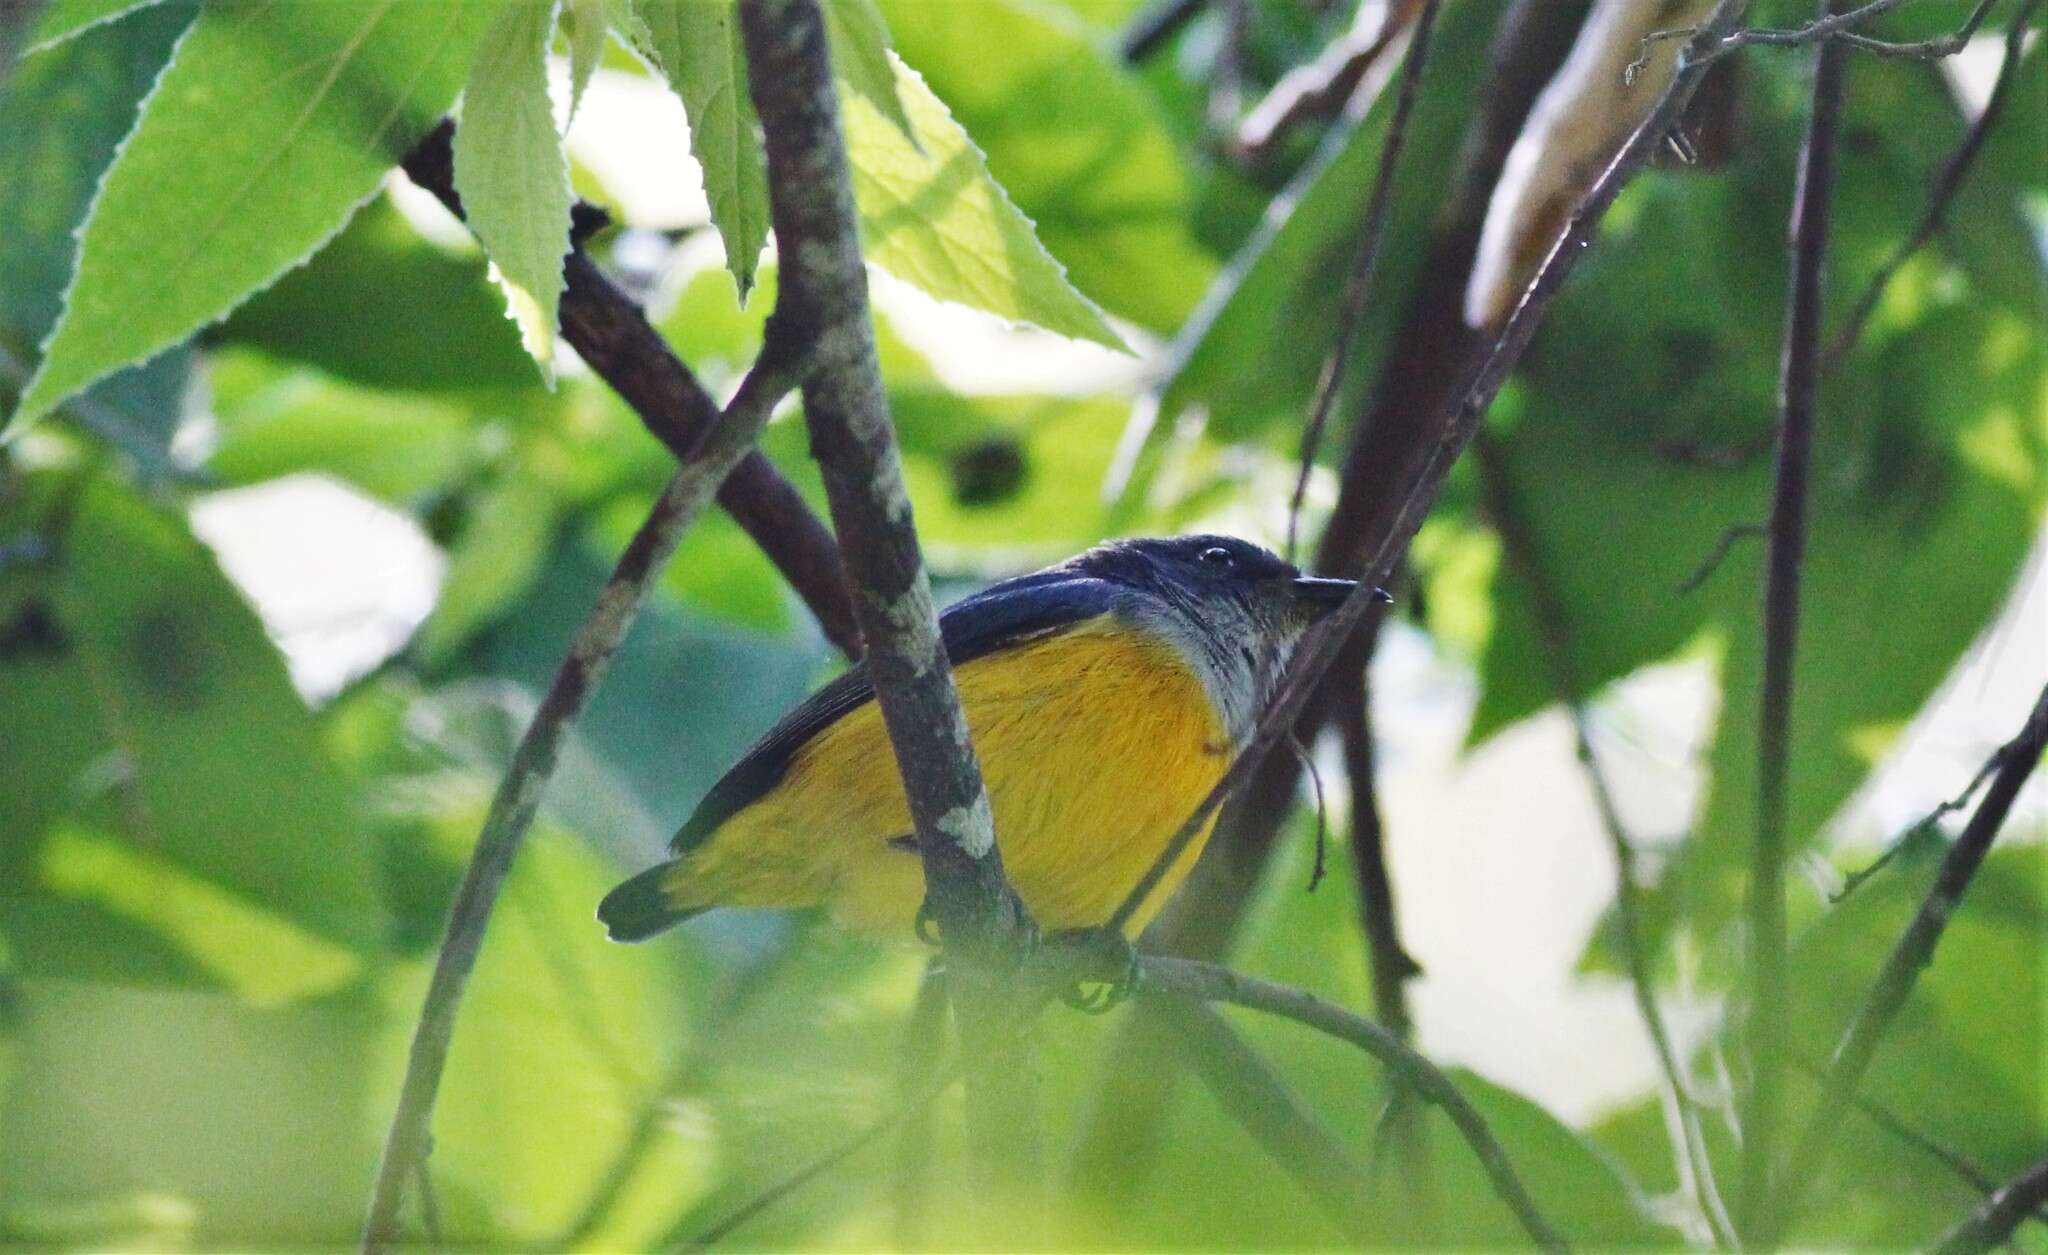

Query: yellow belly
[662,620,1229,937]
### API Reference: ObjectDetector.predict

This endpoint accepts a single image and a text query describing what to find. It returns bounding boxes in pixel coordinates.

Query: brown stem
[399,122,860,659]
[1931,1156,2048,1255]
[360,337,815,1253]
[1743,0,1848,1230]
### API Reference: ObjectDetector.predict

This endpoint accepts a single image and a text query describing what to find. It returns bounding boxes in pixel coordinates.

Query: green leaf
[564,0,608,119]
[879,0,1215,332]
[0,472,389,988]
[454,0,573,380]
[632,0,770,301]
[219,197,534,392]
[19,0,173,53]
[0,0,193,462]
[845,51,1126,351]
[9,0,496,429]
[418,469,560,663]
[820,0,914,143]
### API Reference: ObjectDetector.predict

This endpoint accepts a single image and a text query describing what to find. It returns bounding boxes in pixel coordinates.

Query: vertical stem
[736,0,1041,1237]
[1744,0,1849,1233]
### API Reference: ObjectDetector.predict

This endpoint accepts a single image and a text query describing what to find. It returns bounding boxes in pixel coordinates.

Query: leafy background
[0,0,2042,1248]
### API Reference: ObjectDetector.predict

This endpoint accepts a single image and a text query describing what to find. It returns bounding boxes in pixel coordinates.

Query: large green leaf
[845,51,1126,351]
[0,472,389,988]
[0,2,194,458]
[454,0,573,378]
[632,0,770,301]
[219,196,534,392]
[10,0,495,428]
[879,0,1214,332]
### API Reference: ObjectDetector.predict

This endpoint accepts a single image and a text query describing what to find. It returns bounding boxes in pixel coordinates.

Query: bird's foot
[1044,926,1140,1014]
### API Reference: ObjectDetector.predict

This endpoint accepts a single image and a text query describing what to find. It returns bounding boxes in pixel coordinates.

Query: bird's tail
[597,862,703,942]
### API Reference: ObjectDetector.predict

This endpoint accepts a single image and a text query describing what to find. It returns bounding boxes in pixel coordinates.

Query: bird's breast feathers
[664,613,1231,934]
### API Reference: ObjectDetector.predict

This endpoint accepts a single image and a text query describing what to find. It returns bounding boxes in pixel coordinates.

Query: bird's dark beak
[1290,576,1358,613]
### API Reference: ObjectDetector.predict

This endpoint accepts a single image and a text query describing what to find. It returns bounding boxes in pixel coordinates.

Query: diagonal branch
[1822,0,2043,370]
[1139,956,1567,1253]
[1286,0,1442,559]
[1107,0,1754,942]
[400,122,860,659]
[360,332,816,1254]
[1742,0,1849,1228]
[1474,434,1736,1249]
[1930,1155,2048,1255]
[1764,682,2048,1245]
[735,0,1040,1227]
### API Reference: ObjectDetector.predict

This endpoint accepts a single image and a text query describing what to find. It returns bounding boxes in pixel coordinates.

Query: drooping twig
[1832,742,2008,903]
[1764,683,2048,1245]
[361,337,816,1253]
[1139,956,1568,1253]
[1822,0,2042,371]
[1677,521,1767,595]
[1930,1156,2048,1255]
[1473,435,1736,1249]
[400,123,860,659]
[1742,1,1848,1227]
[1072,0,1586,1180]
[1118,0,1209,63]
[1285,0,1443,561]
[735,0,1041,1228]
[1237,0,1424,167]
[1107,0,1754,943]
[1147,993,1376,1238]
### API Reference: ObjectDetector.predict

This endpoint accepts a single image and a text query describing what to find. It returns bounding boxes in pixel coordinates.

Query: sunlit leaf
[10,0,494,427]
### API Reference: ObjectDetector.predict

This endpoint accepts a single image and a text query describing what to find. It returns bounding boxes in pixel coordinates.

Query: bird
[598,535,1357,944]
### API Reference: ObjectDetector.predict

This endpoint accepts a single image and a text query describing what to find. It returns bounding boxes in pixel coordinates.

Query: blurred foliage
[2,0,2044,1250]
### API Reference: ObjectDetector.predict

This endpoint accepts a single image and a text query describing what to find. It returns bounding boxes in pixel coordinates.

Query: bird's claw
[1045,926,1140,1014]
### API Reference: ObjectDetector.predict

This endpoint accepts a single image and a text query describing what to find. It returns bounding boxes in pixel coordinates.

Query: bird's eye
[1199,546,1234,568]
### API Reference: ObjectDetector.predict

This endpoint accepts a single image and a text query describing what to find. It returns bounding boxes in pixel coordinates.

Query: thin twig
[1677,522,1767,595]
[1931,1156,2048,1255]
[737,1,1042,1230]
[1140,956,1568,1253]
[1832,745,2008,903]
[1237,0,1424,167]
[1822,0,2042,371]
[399,122,860,659]
[359,335,815,1255]
[681,1065,964,1251]
[1473,435,1736,1249]
[1635,0,1999,71]
[1146,993,1375,1238]
[1285,0,1442,561]
[1764,683,2048,1245]
[1107,0,1754,942]
[1742,1,1849,1228]
[1118,0,1208,63]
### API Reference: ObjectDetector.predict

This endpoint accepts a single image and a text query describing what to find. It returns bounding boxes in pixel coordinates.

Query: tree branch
[1638,0,2003,67]
[1822,0,2042,370]
[1765,682,2048,1245]
[1139,956,1567,1253]
[1107,0,1753,945]
[735,0,1041,1228]
[399,122,861,659]
[1742,0,1848,1228]
[1145,993,1376,1238]
[360,336,816,1254]
[1236,0,1423,168]
[1118,0,1209,63]
[1931,1156,2048,1255]
[1286,0,1443,559]
[1473,434,1736,1249]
